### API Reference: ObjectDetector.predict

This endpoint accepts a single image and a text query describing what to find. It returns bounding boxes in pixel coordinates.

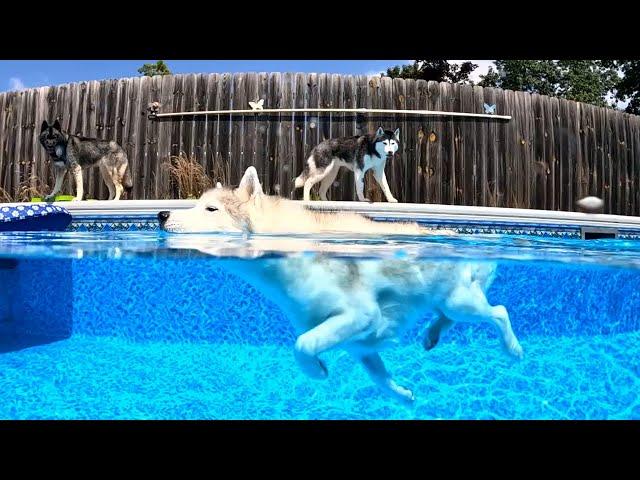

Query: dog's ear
[53,119,61,131]
[41,120,49,132]
[238,166,264,199]
[394,128,400,139]
[376,126,384,137]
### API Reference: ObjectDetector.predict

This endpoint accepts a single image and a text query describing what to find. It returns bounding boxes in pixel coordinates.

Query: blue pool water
[1,231,639,419]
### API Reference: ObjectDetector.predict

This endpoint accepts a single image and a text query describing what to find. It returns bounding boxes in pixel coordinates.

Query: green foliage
[386,60,478,84]
[478,60,623,109]
[614,60,640,115]
[138,60,172,77]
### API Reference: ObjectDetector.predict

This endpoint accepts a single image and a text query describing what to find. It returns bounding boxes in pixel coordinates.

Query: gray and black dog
[293,126,400,202]
[39,120,133,201]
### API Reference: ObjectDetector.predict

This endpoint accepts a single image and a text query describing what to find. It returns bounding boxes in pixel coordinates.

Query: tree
[138,60,172,77]
[478,60,562,97]
[614,60,640,115]
[385,60,478,84]
[478,60,621,108]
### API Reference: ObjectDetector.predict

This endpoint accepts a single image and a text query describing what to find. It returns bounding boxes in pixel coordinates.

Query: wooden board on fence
[265,73,282,195]
[255,72,270,189]
[277,73,294,198]
[193,73,208,169]
[244,73,259,175]
[460,84,475,206]
[293,72,306,194]
[425,81,443,204]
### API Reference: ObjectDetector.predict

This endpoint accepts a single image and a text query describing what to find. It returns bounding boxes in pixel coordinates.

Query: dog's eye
[206,206,218,212]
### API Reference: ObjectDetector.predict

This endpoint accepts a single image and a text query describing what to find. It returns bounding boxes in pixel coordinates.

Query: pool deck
[3,199,638,237]
[32,199,638,229]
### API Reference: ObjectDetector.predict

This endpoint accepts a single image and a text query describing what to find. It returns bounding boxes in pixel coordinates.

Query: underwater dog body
[159,166,523,402]
[212,254,522,402]
[293,127,400,202]
[39,120,133,201]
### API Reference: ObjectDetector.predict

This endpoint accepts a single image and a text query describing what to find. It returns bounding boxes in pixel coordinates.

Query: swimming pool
[1,227,639,420]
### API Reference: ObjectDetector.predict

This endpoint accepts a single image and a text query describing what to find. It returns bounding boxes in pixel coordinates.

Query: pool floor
[1,331,638,420]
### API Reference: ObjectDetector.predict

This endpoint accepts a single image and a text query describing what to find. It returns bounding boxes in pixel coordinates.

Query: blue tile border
[65,215,640,239]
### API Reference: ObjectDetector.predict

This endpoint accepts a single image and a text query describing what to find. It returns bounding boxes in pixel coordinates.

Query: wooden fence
[1,72,639,215]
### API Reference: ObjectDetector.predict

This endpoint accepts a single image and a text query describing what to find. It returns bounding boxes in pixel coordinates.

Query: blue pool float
[0,204,72,232]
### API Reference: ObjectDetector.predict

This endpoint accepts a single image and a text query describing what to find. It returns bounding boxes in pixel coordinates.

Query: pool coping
[3,200,640,238]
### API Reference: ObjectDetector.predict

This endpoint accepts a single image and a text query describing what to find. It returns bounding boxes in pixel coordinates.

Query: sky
[0,60,496,93]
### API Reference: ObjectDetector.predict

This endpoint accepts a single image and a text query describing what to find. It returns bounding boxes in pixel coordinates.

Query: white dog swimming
[158,166,426,236]
[159,167,523,402]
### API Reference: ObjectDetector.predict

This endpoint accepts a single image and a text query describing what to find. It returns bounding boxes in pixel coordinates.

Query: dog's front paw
[387,197,398,203]
[507,340,524,360]
[423,334,440,351]
[72,197,82,202]
[389,380,415,404]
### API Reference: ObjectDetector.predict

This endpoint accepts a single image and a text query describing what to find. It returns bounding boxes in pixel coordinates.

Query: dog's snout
[158,211,170,225]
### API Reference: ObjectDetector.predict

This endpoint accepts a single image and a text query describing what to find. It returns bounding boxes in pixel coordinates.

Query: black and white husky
[293,127,400,202]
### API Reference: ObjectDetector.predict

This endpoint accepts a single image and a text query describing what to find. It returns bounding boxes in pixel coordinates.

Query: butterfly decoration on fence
[484,103,497,114]
[249,99,265,111]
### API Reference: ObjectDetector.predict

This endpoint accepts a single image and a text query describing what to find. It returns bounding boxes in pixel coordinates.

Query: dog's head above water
[158,165,440,237]
[158,166,263,233]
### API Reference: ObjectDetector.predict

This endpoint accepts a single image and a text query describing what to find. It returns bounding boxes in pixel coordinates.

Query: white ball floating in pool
[576,196,604,213]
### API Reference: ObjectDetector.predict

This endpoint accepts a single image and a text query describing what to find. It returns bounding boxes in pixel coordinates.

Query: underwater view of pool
[0,230,639,419]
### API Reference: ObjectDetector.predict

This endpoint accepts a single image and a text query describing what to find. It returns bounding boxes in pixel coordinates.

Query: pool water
[1,231,639,419]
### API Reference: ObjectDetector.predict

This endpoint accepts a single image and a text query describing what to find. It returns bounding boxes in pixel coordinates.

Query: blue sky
[0,60,497,92]
[0,60,410,92]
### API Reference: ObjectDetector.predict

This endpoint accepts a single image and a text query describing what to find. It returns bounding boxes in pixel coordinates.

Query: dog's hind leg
[354,168,370,203]
[359,352,415,403]
[111,166,125,201]
[442,282,523,359]
[294,309,369,379]
[72,165,84,201]
[423,314,454,351]
[100,164,115,200]
[303,166,332,202]
[318,163,340,201]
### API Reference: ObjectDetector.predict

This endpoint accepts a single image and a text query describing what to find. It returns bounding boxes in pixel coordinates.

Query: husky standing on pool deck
[39,120,133,201]
[293,126,400,202]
